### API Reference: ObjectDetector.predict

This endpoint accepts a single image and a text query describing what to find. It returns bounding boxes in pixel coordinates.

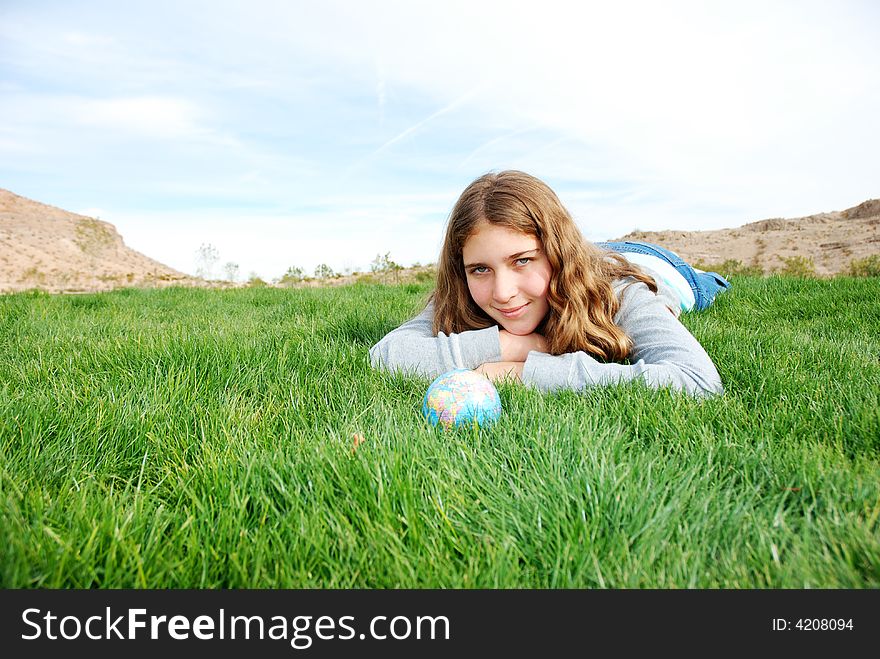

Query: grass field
[1,276,878,588]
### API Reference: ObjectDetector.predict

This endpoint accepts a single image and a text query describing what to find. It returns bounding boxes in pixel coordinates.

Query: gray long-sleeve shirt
[369,278,724,397]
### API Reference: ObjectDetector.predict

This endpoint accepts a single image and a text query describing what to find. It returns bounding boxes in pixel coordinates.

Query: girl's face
[462,222,552,336]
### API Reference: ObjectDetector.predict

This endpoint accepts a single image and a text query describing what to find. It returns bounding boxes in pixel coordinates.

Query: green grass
[1,277,878,588]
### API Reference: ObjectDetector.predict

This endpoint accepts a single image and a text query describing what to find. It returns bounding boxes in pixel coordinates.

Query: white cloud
[375,60,387,124]
[61,31,116,48]
[74,97,206,139]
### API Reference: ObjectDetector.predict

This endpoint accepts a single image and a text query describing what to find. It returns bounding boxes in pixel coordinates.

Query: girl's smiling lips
[496,303,529,317]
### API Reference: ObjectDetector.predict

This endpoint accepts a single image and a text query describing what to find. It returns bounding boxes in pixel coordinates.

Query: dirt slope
[612,199,880,276]
[1,189,203,293]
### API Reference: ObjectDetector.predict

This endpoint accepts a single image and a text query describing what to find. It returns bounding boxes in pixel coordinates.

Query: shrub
[18,267,47,284]
[847,254,880,277]
[777,255,817,278]
[75,219,115,255]
[692,259,763,278]
[278,266,306,287]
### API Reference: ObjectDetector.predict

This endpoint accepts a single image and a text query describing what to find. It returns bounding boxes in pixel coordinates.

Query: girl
[369,171,730,397]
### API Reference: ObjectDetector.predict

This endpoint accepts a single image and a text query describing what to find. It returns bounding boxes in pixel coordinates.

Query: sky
[2,0,879,280]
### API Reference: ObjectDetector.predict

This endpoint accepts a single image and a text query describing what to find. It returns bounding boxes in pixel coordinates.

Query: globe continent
[422,369,502,428]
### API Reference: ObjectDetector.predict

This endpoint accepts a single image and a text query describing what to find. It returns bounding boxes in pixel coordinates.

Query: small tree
[370,252,390,274]
[223,261,240,282]
[279,266,306,287]
[370,252,403,283]
[314,263,335,279]
[195,243,220,279]
[390,258,404,283]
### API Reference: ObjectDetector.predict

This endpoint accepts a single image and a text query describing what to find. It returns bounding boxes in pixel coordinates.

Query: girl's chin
[498,323,538,336]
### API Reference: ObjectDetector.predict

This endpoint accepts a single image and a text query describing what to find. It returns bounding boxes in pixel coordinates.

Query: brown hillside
[0,189,203,293]
[2,189,878,294]
[612,199,880,277]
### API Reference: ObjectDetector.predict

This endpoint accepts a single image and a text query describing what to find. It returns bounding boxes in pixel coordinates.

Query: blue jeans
[596,240,731,310]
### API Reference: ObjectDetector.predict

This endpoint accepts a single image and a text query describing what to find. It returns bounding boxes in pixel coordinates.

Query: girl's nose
[492,270,517,302]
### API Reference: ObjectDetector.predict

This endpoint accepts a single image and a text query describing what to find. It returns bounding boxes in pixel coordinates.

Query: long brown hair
[432,170,657,361]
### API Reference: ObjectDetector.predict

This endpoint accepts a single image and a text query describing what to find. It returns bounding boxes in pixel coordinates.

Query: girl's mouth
[497,303,528,318]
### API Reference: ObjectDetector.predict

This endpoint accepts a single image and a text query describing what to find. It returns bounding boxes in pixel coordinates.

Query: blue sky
[2,0,878,280]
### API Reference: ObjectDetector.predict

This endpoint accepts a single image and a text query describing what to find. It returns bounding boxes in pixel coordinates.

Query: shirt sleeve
[521,279,724,397]
[369,301,503,378]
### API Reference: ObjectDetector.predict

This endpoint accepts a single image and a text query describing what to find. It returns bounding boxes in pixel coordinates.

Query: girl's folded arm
[521,281,724,397]
[369,302,503,378]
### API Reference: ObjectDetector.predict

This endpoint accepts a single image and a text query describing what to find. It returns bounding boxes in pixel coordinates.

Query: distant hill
[0,189,203,293]
[612,199,880,276]
[2,189,878,294]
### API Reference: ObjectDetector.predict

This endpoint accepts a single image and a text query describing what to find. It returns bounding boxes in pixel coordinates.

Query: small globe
[422,368,502,429]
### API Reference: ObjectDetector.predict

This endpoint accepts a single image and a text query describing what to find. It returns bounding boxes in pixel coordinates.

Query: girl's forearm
[474,361,524,382]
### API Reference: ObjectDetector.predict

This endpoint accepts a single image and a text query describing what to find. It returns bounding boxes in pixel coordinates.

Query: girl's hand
[474,361,524,382]
[498,330,547,362]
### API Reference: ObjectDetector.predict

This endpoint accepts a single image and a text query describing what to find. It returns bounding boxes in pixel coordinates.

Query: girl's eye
[515,257,531,266]
[470,266,489,275]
